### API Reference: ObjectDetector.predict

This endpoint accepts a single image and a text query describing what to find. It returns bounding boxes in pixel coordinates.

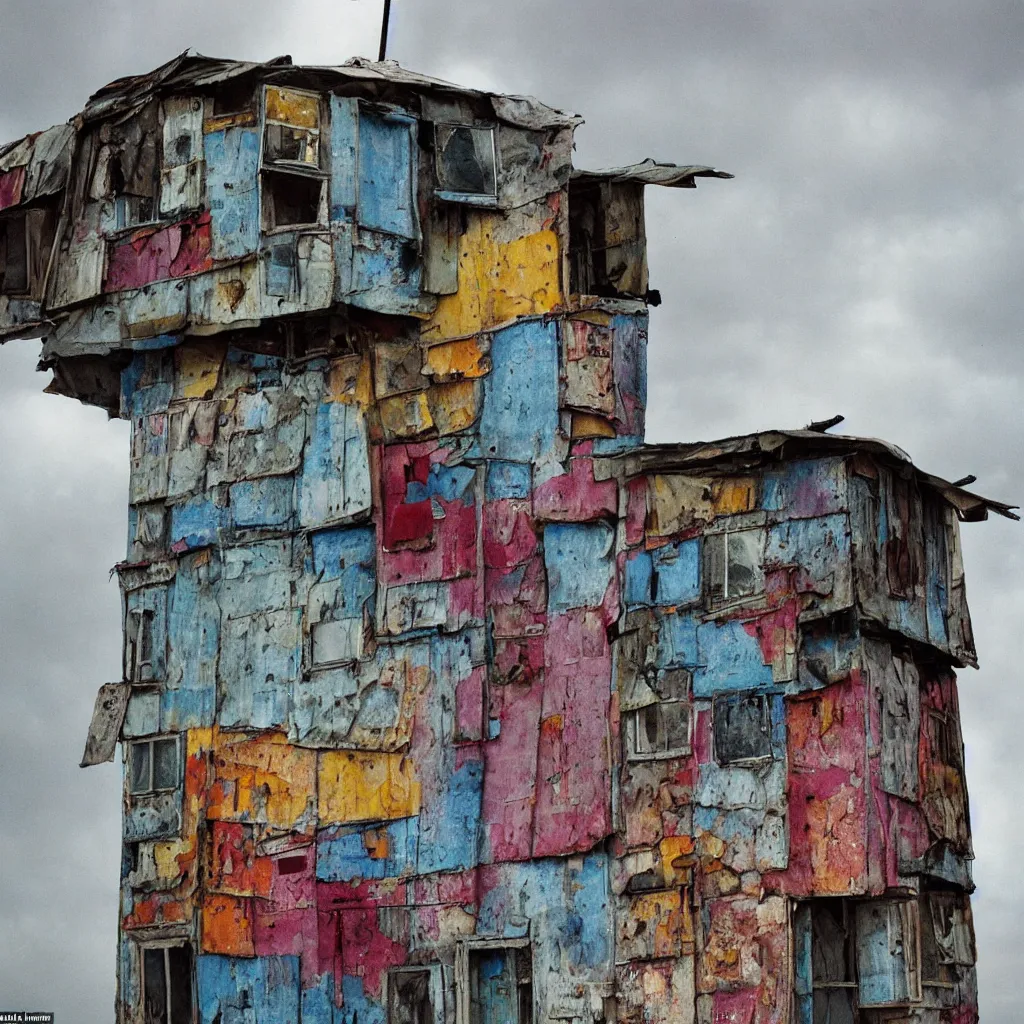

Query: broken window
[927,708,962,770]
[261,169,324,230]
[568,178,647,299]
[0,212,28,294]
[127,608,156,682]
[459,941,532,1024]
[435,124,497,203]
[130,736,180,796]
[264,86,321,168]
[798,898,922,1022]
[387,965,444,1024]
[625,668,692,760]
[704,528,764,607]
[713,692,772,764]
[142,943,193,1024]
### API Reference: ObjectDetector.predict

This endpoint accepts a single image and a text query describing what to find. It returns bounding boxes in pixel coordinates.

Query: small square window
[142,943,193,1024]
[261,169,324,230]
[625,669,692,761]
[388,966,443,1024]
[130,737,180,795]
[713,693,771,764]
[435,124,497,200]
[704,528,764,607]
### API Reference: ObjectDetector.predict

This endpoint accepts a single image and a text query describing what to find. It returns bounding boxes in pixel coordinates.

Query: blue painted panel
[205,128,261,259]
[481,320,560,464]
[657,612,699,668]
[406,460,476,504]
[131,382,173,418]
[338,976,385,1024]
[652,538,700,605]
[417,755,483,874]
[170,492,230,550]
[624,550,654,609]
[164,556,218,729]
[231,476,294,528]
[693,619,774,696]
[761,458,845,516]
[764,514,850,589]
[330,96,358,219]
[485,460,532,500]
[350,232,423,314]
[356,110,416,238]
[311,526,376,587]
[792,903,813,1024]
[317,816,419,882]
[474,950,517,1024]
[120,357,146,415]
[300,974,336,1024]
[544,522,615,612]
[298,401,371,528]
[197,955,301,1024]
[856,904,907,1006]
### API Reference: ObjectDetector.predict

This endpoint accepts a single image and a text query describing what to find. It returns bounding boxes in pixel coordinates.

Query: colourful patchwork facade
[3,52,1012,1024]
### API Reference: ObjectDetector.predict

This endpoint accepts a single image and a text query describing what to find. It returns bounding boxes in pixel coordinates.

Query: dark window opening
[435,124,497,199]
[213,80,256,117]
[713,693,772,764]
[276,854,307,875]
[261,170,322,230]
[568,178,647,299]
[388,967,437,1024]
[810,899,857,1024]
[920,890,974,985]
[468,946,532,1024]
[143,944,193,1024]
[130,737,180,796]
[0,213,28,295]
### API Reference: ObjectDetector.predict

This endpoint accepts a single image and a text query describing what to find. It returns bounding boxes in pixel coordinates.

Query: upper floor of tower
[0,51,730,410]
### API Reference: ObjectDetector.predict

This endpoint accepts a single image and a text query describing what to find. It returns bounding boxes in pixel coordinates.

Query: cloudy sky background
[1,1,1021,1019]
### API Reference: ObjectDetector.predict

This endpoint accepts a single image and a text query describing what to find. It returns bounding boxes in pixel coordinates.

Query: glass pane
[143,948,168,1024]
[714,694,771,763]
[130,742,152,794]
[152,738,178,791]
[726,531,760,598]
[167,945,194,1024]
[437,125,496,196]
[662,703,690,752]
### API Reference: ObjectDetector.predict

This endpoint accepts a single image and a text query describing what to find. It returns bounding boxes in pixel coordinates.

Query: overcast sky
[1,2,1021,1020]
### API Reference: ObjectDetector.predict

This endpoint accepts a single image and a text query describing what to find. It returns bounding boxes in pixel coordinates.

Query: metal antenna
[378,0,392,61]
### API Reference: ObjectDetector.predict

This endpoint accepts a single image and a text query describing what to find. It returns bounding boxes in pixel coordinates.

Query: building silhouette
[1,51,1011,1024]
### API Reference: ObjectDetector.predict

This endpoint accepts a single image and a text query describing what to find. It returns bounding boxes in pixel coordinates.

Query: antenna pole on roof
[378,0,392,61]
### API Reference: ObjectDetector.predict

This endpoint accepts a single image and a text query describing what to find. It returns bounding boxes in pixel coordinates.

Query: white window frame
[434,123,499,206]
[139,939,194,1024]
[624,668,692,762]
[129,735,181,796]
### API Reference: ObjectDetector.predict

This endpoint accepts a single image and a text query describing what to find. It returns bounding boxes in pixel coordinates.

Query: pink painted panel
[0,165,25,210]
[104,213,213,292]
[533,457,617,523]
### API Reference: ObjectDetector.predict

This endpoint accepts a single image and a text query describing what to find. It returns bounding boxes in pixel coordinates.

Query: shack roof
[621,429,1018,522]
[79,50,584,130]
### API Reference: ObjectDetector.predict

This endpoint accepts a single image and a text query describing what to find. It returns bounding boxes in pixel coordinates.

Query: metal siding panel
[205,128,261,259]
[356,110,417,239]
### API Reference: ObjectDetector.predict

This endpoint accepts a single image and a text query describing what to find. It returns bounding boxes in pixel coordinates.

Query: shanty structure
[1,51,1011,1024]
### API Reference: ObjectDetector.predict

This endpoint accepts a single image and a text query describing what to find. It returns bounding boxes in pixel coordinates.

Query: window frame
[129,735,181,796]
[127,606,157,683]
[712,691,773,766]
[624,668,693,762]
[385,963,446,1024]
[456,936,533,1024]
[433,122,499,207]
[139,939,194,1024]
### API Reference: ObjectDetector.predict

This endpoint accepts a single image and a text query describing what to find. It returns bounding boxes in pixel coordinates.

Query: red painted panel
[104,212,213,292]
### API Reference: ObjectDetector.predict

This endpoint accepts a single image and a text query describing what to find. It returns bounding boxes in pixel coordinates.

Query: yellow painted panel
[265,86,320,129]
[711,477,757,516]
[423,223,560,341]
[176,342,224,399]
[423,337,489,380]
[659,834,695,886]
[427,380,480,436]
[327,353,373,407]
[207,731,317,832]
[379,391,434,439]
[571,412,617,439]
[318,751,421,825]
[153,840,190,881]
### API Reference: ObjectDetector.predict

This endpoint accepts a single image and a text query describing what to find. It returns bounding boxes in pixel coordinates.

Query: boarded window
[0,212,28,294]
[142,944,193,1024]
[704,528,764,607]
[568,178,647,298]
[130,737,180,795]
[261,169,323,230]
[462,944,532,1024]
[625,668,692,760]
[713,693,771,764]
[388,966,443,1024]
[435,124,497,201]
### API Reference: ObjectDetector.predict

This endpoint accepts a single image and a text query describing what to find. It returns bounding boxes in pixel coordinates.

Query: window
[435,124,497,203]
[797,898,922,1023]
[142,943,194,1024]
[130,737,180,796]
[625,668,692,760]
[127,608,156,682]
[0,212,28,294]
[927,709,962,770]
[568,178,647,299]
[261,169,323,230]
[704,528,764,607]
[458,940,532,1024]
[920,891,974,986]
[713,693,772,765]
[388,966,444,1024]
